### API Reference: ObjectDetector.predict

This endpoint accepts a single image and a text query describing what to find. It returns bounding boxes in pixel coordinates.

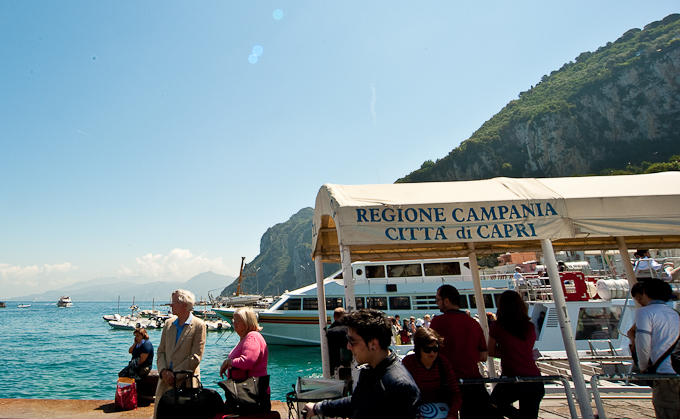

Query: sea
[0,301,322,401]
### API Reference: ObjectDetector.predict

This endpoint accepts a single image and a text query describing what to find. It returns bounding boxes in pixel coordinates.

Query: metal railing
[590,373,680,419]
[457,375,579,419]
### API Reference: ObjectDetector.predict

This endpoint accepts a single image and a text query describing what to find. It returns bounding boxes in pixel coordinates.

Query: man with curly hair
[304,309,421,419]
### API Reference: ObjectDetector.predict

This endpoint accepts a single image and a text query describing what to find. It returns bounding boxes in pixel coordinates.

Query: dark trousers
[460,384,498,419]
[490,382,545,419]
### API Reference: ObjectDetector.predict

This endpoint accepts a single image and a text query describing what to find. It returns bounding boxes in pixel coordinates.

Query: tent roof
[312,172,680,263]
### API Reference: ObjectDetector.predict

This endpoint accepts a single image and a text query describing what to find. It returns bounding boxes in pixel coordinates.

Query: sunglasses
[346,335,363,347]
[421,345,439,354]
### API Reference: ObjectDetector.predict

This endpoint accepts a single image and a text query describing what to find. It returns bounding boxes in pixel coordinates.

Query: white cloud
[0,262,78,298]
[118,249,231,281]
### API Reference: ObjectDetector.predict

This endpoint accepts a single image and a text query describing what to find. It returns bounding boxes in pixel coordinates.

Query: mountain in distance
[399,14,680,183]
[9,271,236,303]
[220,208,340,298]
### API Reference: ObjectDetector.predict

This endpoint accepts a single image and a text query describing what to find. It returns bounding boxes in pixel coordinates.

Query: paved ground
[0,396,655,419]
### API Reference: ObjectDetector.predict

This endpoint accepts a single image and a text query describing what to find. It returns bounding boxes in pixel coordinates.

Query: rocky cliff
[400,14,680,182]
[220,208,339,297]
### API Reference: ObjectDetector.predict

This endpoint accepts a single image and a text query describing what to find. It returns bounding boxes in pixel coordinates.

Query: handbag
[640,334,680,386]
[218,368,271,415]
[114,377,137,411]
[157,370,224,419]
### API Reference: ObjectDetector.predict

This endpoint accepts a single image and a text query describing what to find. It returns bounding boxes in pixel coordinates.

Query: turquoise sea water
[0,301,322,400]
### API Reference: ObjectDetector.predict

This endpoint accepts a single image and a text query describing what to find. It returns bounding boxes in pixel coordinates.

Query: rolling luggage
[156,370,224,419]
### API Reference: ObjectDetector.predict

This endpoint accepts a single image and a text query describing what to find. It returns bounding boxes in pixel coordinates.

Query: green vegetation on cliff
[399,14,680,182]
[220,208,339,297]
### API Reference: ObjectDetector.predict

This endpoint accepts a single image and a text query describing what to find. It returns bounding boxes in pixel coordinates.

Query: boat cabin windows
[387,264,422,278]
[365,265,386,278]
[469,293,496,309]
[281,298,302,311]
[458,295,469,309]
[413,295,438,310]
[366,297,388,310]
[303,298,318,310]
[574,307,621,340]
[326,297,343,310]
[424,262,461,276]
[389,296,411,310]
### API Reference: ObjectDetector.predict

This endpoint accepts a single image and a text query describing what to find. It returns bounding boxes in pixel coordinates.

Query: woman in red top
[400,319,412,344]
[488,290,544,418]
[403,328,462,419]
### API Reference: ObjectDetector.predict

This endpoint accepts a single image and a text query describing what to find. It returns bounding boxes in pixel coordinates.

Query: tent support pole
[340,245,356,312]
[467,242,496,378]
[315,255,331,379]
[541,239,594,419]
[616,237,637,288]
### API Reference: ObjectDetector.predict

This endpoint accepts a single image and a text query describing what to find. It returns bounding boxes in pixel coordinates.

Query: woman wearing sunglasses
[403,327,462,419]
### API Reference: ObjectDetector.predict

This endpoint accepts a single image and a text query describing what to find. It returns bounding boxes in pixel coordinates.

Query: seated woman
[402,328,462,419]
[119,327,154,381]
[488,290,544,419]
[219,307,270,413]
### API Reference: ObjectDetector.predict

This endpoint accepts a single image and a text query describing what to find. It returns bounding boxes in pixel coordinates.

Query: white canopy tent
[310,172,680,419]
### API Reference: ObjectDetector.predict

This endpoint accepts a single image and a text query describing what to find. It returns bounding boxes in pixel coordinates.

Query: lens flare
[273,9,283,20]
[252,45,263,56]
[248,54,258,64]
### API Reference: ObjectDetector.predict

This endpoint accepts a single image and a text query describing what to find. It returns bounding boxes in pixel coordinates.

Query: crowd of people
[124,251,680,419]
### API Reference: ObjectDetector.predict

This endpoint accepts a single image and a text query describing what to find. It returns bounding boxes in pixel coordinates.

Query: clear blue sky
[1,1,677,298]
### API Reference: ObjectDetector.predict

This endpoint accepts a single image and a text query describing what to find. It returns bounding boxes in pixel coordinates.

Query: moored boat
[215,257,639,355]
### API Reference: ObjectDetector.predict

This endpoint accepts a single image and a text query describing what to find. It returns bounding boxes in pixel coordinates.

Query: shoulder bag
[218,368,271,415]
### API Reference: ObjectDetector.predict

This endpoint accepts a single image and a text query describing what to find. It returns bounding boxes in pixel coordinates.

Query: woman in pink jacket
[219,306,270,412]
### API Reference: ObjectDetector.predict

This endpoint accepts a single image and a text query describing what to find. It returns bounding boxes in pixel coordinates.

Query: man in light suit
[153,289,207,419]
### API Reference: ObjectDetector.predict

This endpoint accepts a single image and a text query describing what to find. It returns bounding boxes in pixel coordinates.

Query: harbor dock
[0,396,655,419]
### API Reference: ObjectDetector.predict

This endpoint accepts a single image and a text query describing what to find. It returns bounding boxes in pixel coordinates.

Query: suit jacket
[156,314,207,386]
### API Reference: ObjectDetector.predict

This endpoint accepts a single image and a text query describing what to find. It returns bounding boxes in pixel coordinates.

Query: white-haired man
[154,289,207,419]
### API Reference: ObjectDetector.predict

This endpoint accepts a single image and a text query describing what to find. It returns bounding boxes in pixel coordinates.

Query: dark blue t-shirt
[132,339,154,369]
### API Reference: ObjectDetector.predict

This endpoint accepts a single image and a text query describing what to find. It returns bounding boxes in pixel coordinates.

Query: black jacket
[319,350,421,419]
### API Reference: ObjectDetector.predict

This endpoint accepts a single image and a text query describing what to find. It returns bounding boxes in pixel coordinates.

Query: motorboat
[108,315,166,330]
[17,304,31,308]
[205,320,231,331]
[214,257,640,355]
[57,296,73,308]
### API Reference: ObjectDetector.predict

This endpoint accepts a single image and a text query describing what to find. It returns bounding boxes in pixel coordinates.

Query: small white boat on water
[17,304,31,308]
[205,320,231,331]
[57,296,73,308]
[108,315,166,330]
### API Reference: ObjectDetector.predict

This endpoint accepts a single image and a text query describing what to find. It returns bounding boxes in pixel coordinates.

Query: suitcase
[156,370,224,419]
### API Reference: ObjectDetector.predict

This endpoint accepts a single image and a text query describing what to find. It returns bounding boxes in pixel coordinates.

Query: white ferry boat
[214,258,639,354]
[57,296,73,308]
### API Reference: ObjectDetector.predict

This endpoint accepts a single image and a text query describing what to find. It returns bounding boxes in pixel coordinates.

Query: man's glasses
[421,345,439,354]
[346,335,362,347]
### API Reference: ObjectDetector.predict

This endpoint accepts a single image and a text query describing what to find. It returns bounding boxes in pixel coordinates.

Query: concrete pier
[0,397,654,419]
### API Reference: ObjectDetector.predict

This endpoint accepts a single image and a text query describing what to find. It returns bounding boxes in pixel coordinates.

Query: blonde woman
[220,307,268,380]
[219,307,270,413]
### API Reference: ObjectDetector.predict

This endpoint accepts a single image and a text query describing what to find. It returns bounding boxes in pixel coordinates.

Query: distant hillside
[10,271,235,302]
[221,208,340,297]
[400,14,680,182]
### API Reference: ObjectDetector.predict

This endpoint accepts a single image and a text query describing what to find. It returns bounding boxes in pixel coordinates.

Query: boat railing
[457,375,578,419]
[591,373,680,419]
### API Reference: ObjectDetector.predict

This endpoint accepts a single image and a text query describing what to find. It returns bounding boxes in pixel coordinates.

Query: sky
[1,1,677,299]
